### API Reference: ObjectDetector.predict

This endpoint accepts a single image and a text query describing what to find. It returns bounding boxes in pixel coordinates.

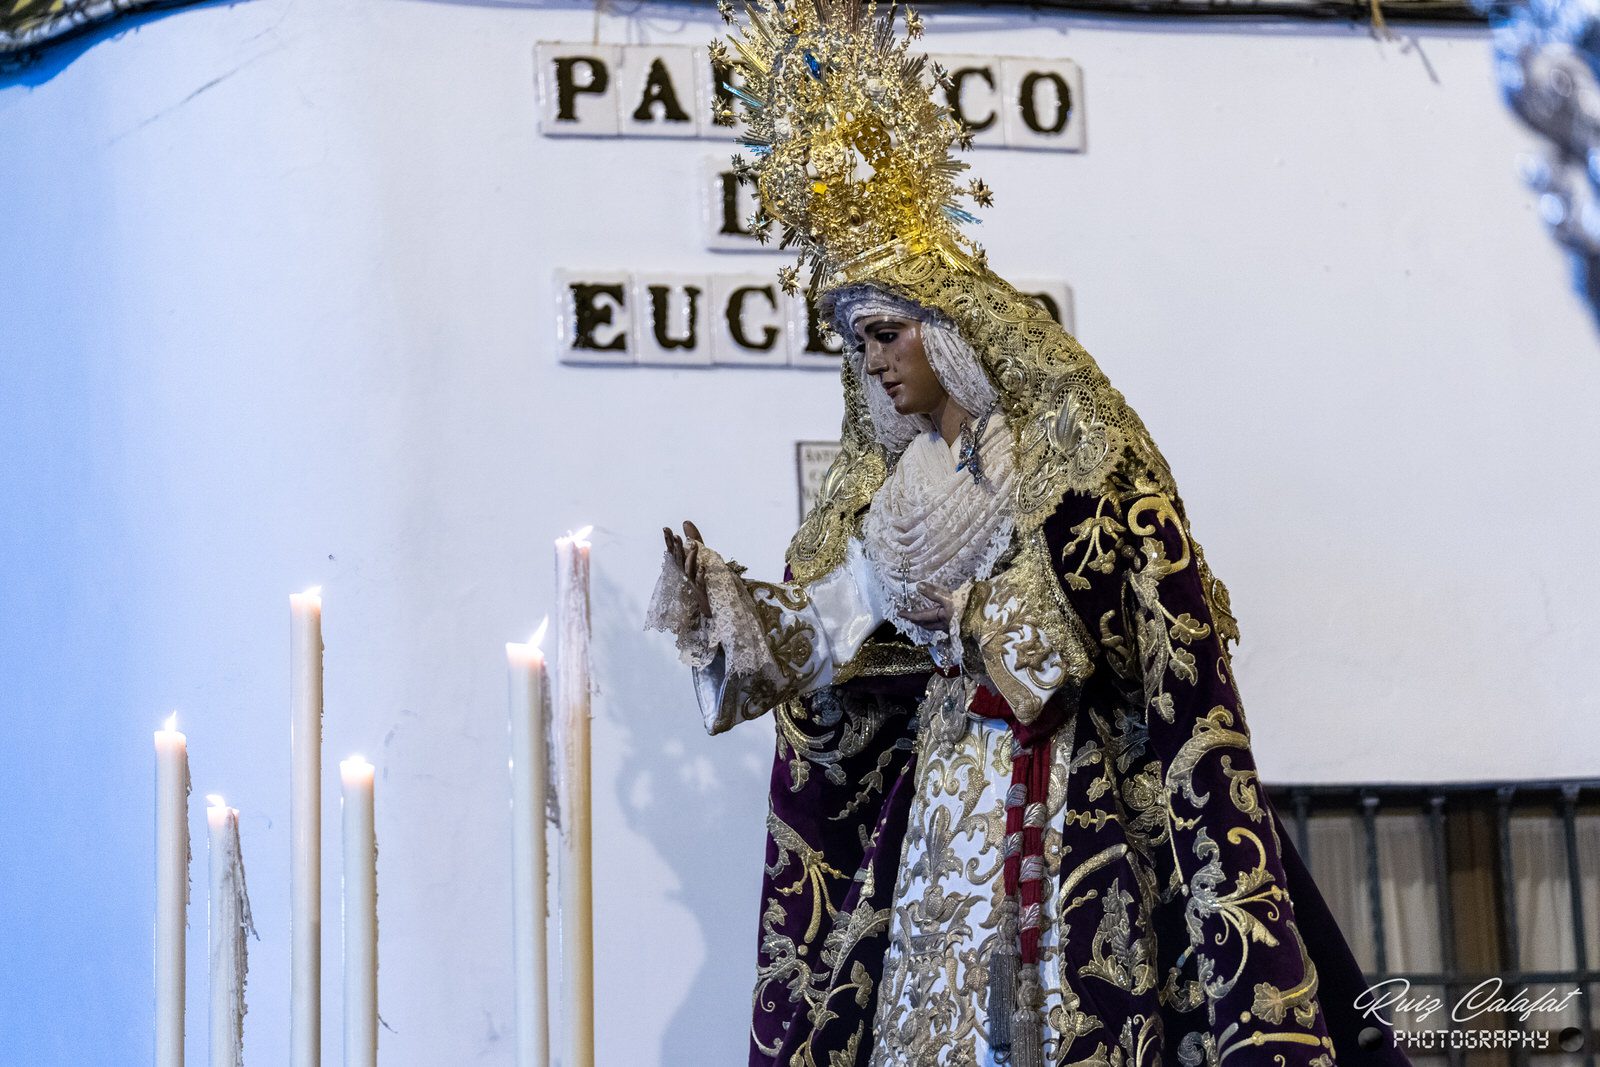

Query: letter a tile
[618,46,699,139]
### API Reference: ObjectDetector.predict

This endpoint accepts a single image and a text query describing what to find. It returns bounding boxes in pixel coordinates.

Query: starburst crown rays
[717,1,991,296]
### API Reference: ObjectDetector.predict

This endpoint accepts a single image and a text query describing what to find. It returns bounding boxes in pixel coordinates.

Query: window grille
[1267,779,1600,1067]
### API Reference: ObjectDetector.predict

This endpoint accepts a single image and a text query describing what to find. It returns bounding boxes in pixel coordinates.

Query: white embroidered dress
[856,423,1075,1067]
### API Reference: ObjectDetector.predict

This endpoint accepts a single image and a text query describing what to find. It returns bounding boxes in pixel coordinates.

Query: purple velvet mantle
[742,483,1412,1067]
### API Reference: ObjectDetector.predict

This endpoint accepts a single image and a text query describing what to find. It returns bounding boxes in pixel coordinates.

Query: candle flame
[506,616,550,664]
[340,755,376,787]
[163,712,178,732]
[206,794,226,808]
[559,524,593,547]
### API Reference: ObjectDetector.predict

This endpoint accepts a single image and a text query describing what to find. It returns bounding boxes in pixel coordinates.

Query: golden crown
[713,1,992,297]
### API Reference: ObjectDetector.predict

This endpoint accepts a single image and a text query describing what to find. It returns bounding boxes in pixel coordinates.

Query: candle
[339,757,377,1067]
[206,796,253,1067]
[289,587,324,1067]
[554,527,594,1067]
[507,619,552,1067]
[154,714,190,1067]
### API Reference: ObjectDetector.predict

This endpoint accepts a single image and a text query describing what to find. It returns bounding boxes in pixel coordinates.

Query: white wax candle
[554,528,594,1067]
[206,797,252,1067]
[155,715,190,1067]
[506,620,551,1067]
[340,757,377,1067]
[289,588,324,1067]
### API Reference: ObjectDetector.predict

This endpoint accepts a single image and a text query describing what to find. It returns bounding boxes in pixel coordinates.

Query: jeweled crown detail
[714,1,991,296]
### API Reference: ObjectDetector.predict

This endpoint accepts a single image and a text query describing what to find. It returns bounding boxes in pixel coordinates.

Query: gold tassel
[988,898,1018,1057]
[1009,966,1045,1067]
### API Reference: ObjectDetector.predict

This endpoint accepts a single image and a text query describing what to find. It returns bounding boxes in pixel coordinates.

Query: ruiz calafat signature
[1356,977,1584,1026]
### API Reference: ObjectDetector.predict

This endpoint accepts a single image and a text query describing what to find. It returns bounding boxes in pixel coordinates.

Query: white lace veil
[831,285,998,453]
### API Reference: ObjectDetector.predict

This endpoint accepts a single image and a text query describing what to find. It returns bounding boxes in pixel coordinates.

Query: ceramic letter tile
[556,270,635,364]
[712,275,789,366]
[633,274,713,366]
[698,46,748,140]
[1014,279,1076,335]
[537,43,621,136]
[786,292,847,371]
[999,56,1085,152]
[618,45,699,139]
[931,54,1007,149]
[703,155,767,252]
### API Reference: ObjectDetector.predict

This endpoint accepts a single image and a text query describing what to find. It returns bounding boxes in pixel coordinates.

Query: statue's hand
[903,582,954,631]
[662,521,713,618]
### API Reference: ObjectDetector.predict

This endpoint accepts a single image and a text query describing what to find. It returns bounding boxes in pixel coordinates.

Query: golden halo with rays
[714,0,992,297]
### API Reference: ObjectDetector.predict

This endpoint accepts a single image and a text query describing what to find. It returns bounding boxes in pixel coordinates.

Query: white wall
[2,1,1596,1064]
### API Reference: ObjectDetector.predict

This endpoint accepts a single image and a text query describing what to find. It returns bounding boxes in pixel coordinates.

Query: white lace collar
[861,415,1016,648]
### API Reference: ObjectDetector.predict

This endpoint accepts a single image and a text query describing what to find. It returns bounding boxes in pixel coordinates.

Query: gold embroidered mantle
[734,477,1381,1067]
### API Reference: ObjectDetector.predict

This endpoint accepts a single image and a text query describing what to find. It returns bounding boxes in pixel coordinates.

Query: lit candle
[289,587,323,1067]
[154,713,189,1067]
[206,795,252,1067]
[506,619,552,1067]
[554,527,594,1067]
[339,757,377,1067]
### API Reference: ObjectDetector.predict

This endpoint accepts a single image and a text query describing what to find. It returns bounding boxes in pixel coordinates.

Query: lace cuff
[645,541,887,735]
[645,546,769,675]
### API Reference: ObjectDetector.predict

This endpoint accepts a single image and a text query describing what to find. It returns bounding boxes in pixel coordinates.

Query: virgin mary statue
[648,5,1408,1065]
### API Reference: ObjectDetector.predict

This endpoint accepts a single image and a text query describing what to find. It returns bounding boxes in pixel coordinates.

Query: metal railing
[1268,778,1600,1066]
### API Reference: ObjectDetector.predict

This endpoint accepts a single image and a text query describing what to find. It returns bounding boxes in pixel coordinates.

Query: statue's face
[856,316,948,417]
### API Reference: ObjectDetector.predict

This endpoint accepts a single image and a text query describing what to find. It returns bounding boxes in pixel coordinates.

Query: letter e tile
[556,270,636,364]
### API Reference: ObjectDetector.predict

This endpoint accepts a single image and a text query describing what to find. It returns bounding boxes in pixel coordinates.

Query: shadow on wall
[593,562,775,1065]
[0,200,149,1061]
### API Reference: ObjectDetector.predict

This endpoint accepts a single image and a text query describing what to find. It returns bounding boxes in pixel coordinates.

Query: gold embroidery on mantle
[962,531,1094,722]
[754,470,1331,1066]
[774,691,905,793]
